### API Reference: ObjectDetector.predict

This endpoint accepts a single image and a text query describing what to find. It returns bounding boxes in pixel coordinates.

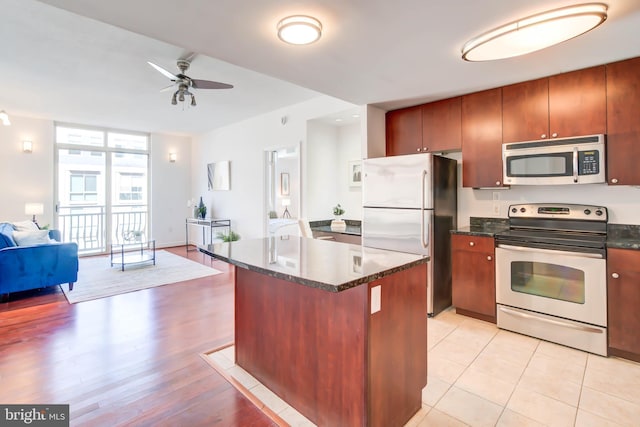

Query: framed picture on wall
[281,172,290,196]
[348,160,362,187]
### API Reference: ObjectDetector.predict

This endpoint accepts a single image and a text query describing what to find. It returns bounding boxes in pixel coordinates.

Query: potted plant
[217,230,240,242]
[331,203,346,231]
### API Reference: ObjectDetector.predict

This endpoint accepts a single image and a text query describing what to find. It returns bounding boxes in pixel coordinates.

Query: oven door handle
[498,306,604,334]
[497,244,604,259]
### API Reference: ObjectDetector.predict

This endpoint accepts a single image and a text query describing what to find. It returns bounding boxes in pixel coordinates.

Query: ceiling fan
[147,55,233,107]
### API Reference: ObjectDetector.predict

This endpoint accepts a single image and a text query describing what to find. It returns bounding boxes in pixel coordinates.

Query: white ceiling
[3,0,640,136]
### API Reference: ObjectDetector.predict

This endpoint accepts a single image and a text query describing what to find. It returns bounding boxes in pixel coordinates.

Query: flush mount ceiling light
[277,15,322,45]
[461,3,608,61]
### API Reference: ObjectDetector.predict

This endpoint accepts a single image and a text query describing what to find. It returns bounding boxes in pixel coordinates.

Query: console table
[185,218,231,252]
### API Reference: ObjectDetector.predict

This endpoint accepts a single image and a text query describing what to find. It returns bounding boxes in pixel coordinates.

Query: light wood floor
[0,246,276,426]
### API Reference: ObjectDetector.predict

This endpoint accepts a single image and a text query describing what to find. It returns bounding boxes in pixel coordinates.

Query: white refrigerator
[362,153,457,316]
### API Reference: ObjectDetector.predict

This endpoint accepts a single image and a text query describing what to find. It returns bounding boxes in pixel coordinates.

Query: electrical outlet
[493,203,500,215]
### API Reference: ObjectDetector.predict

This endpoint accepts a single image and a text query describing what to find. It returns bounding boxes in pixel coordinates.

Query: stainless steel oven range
[495,203,608,356]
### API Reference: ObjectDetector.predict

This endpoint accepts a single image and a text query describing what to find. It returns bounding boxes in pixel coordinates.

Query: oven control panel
[508,203,607,221]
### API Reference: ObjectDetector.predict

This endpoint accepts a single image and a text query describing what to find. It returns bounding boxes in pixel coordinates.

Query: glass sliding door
[55,124,150,255]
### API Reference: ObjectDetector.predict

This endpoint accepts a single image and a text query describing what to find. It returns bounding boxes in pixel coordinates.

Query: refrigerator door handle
[420,170,428,248]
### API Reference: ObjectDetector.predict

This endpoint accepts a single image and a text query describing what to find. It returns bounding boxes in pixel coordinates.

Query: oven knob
[584,209,591,215]
[511,208,517,213]
[595,210,603,216]
[520,207,526,213]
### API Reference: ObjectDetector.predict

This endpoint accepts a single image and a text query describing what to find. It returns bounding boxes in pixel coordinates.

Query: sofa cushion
[12,220,40,231]
[13,230,53,246]
[0,223,17,249]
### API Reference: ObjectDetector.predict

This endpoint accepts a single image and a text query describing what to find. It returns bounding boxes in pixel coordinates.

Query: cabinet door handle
[541,134,547,139]
[551,132,558,138]
[416,148,422,152]
[495,180,501,186]
[469,241,475,247]
[611,273,620,279]
[611,178,618,184]
[487,255,492,261]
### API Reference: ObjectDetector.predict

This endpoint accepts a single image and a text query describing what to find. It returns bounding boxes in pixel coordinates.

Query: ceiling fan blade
[159,84,175,93]
[147,61,178,80]
[191,79,233,89]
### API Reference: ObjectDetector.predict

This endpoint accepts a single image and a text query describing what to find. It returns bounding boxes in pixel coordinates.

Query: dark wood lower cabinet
[607,248,640,362]
[452,234,496,323]
[235,264,427,427]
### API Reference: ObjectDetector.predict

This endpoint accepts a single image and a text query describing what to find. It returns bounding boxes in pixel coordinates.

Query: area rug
[62,250,222,304]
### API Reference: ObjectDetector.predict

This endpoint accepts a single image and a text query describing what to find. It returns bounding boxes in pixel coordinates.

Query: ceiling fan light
[171,92,178,105]
[191,95,196,107]
[461,3,608,61]
[277,15,322,45]
[178,91,185,102]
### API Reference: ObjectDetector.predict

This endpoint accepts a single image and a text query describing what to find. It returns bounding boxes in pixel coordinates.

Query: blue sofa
[0,222,78,299]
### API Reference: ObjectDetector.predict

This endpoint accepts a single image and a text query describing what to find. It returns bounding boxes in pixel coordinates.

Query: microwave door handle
[573,147,579,183]
[420,170,428,248]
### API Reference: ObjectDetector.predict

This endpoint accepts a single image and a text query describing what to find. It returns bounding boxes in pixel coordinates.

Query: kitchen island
[200,236,428,426]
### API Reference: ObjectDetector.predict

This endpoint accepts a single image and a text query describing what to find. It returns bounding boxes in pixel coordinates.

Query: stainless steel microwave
[502,134,606,185]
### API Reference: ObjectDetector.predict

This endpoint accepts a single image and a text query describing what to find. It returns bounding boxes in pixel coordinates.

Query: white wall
[150,133,192,247]
[191,95,357,240]
[0,116,55,225]
[306,121,339,220]
[0,114,192,248]
[336,124,362,220]
[305,122,362,221]
[446,153,640,226]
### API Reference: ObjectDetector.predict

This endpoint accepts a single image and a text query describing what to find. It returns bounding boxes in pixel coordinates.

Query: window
[118,173,144,202]
[55,123,150,254]
[70,171,99,202]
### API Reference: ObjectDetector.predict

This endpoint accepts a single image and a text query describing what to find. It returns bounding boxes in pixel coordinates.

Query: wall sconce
[169,152,177,162]
[0,110,10,126]
[22,140,33,153]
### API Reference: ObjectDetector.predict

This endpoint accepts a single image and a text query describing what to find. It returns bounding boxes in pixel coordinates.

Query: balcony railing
[58,204,148,254]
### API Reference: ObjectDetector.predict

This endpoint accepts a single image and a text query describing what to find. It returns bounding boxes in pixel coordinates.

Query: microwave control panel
[578,150,600,175]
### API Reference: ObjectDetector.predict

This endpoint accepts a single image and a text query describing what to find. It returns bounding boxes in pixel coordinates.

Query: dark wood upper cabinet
[386,106,422,156]
[606,57,640,185]
[502,66,606,143]
[422,97,462,152]
[549,65,606,137]
[502,77,549,143]
[461,88,504,188]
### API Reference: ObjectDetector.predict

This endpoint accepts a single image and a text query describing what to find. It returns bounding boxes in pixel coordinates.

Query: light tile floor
[206,309,640,426]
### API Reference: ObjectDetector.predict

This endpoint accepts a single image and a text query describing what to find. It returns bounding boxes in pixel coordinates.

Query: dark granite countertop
[451,219,640,250]
[200,236,427,292]
[310,219,361,236]
[450,217,510,237]
[607,224,640,250]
